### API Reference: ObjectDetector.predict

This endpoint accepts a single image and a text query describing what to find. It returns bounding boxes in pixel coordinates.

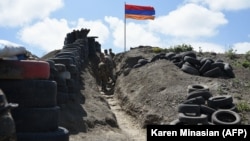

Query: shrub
[242,60,250,68]
[225,47,237,59]
[237,101,250,112]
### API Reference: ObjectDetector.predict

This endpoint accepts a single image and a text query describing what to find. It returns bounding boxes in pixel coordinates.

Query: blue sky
[0,0,250,57]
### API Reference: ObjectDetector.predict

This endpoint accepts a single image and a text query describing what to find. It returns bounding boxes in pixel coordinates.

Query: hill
[41,44,250,141]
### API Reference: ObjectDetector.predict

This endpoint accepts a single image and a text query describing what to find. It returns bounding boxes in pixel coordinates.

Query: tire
[187,90,212,100]
[177,104,200,115]
[181,64,200,75]
[17,127,69,141]
[50,58,74,67]
[183,56,200,67]
[55,64,66,72]
[12,106,60,132]
[200,105,216,121]
[187,84,209,93]
[181,51,196,59]
[0,60,50,79]
[133,63,142,68]
[169,119,186,125]
[178,113,208,125]
[203,67,223,78]
[211,110,241,125]
[0,80,57,108]
[57,92,69,105]
[207,95,233,109]
[182,96,205,105]
[199,59,212,75]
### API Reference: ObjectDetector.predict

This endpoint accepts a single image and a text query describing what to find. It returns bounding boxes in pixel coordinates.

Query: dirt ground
[45,46,250,141]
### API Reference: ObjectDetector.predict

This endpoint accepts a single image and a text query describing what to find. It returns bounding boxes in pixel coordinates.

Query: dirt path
[104,94,147,141]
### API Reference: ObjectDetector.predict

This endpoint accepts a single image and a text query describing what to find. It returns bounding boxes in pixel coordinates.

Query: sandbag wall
[0,60,69,141]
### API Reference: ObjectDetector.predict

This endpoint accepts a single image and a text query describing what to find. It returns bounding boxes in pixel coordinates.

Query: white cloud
[0,0,63,27]
[105,16,162,50]
[18,17,110,57]
[189,42,225,53]
[18,18,70,53]
[187,0,250,11]
[0,39,23,47]
[233,42,250,54]
[75,18,110,45]
[149,3,228,39]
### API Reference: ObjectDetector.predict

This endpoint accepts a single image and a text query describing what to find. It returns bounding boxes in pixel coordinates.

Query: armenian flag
[125,4,155,20]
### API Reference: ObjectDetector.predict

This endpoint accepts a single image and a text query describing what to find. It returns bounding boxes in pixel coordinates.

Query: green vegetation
[152,44,193,54]
[237,101,250,112]
[242,60,250,68]
[225,47,237,60]
[245,50,250,61]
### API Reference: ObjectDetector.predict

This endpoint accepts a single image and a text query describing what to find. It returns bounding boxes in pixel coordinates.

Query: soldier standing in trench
[104,49,116,85]
[98,53,109,92]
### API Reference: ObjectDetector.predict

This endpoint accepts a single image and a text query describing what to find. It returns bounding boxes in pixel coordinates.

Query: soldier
[104,49,116,85]
[109,48,115,59]
[98,53,109,92]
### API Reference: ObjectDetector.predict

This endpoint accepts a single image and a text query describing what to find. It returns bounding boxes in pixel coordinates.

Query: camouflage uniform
[104,55,116,83]
[98,61,109,92]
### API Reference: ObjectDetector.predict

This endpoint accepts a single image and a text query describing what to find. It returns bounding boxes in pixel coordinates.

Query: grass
[236,101,250,112]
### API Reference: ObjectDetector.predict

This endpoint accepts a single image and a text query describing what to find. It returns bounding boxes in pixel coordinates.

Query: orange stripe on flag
[125,14,155,20]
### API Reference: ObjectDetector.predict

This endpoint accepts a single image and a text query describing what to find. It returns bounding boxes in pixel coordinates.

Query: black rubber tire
[138,59,149,65]
[199,59,212,75]
[211,110,241,125]
[181,51,196,59]
[0,80,57,108]
[210,62,225,70]
[178,113,208,125]
[182,96,205,105]
[133,63,142,68]
[165,52,176,60]
[218,103,238,112]
[12,106,60,132]
[169,119,186,125]
[187,84,209,93]
[54,64,66,72]
[178,104,200,115]
[57,92,69,105]
[200,105,216,121]
[224,63,235,78]
[207,95,233,109]
[203,67,223,78]
[181,64,200,75]
[187,90,212,100]
[17,127,69,141]
[183,56,200,67]
[50,58,74,67]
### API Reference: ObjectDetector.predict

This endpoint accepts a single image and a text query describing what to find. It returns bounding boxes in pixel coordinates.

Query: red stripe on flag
[125,4,154,11]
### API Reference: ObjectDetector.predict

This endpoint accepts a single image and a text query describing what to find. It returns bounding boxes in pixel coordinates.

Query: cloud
[18,17,110,57]
[233,42,250,54]
[105,16,163,50]
[189,42,225,53]
[0,0,63,27]
[187,0,250,11]
[18,18,70,54]
[149,3,227,39]
[0,39,23,47]
[150,4,228,39]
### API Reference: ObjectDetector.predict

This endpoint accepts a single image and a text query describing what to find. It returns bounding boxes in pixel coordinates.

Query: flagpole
[124,2,126,52]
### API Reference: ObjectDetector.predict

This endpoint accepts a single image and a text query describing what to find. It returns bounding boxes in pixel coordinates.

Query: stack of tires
[148,51,235,78]
[48,41,85,105]
[170,84,241,125]
[0,60,69,141]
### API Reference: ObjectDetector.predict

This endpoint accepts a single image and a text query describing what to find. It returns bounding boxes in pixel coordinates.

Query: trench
[103,94,147,141]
